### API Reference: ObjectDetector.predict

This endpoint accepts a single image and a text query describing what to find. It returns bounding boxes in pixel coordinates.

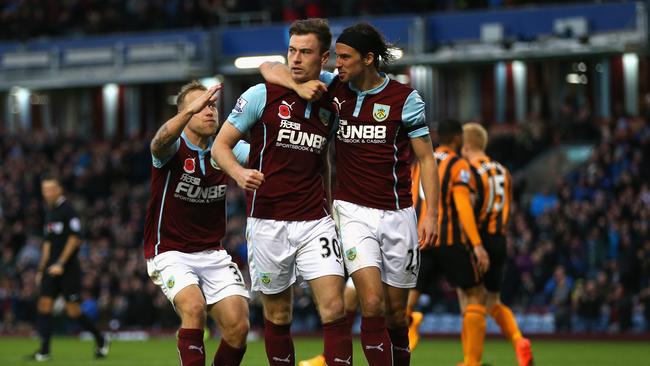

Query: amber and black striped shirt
[432,146,481,247]
[468,156,512,236]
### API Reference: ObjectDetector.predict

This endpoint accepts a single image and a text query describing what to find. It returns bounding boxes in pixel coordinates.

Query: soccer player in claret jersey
[462,123,534,366]
[29,174,108,361]
[261,23,440,366]
[143,81,251,366]
[212,19,352,366]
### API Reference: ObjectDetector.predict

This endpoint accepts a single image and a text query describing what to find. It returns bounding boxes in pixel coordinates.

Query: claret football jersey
[143,132,249,259]
[321,72,429,210]
[227,82,338,221]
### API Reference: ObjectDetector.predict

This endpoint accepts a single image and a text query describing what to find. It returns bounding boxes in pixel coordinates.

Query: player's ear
[363,52,375,67]
[321,50,330,66]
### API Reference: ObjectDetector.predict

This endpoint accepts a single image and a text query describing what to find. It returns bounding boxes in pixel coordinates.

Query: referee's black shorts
[40,264,82,302]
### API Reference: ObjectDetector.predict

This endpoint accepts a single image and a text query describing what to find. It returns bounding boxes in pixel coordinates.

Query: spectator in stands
[529,188,558,218]
[572,279,604,333]
[545,266,573,332]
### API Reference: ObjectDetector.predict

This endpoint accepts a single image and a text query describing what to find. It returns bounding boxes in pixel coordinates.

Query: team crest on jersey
[183,158,196,174]
[318,108,331,126]
[372,103,390,122]
[260,273,272,285]
[278,100,295,119]
[166,276,175,289]
[346,247,357,261]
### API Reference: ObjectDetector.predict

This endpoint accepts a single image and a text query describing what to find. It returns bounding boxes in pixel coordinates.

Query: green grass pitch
[1,336,648,365]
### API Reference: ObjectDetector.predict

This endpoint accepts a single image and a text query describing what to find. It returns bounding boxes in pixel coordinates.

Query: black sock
[36,314,52,354]
[76,314,104,346]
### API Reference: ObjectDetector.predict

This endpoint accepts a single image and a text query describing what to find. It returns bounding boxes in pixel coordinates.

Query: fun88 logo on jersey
[174,173,226,203]
[276,120,327,153]
[337,119,387,144]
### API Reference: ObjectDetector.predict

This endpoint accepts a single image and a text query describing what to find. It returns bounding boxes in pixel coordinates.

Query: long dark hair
[337,22,394,69]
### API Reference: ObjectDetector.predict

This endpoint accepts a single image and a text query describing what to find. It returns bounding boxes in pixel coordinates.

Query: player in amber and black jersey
[462,123,533,366]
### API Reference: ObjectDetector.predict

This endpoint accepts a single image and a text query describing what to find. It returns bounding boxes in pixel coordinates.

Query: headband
[336,31,382,57]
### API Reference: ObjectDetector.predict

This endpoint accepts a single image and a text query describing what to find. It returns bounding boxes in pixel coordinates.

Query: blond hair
[176,80,207,111]
[463,122,488,151]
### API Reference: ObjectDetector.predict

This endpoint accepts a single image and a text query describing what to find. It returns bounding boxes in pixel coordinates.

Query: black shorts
[481,233,507,293]
[415,247,443,294]
[437,243,482,290]
[40,264,82,302]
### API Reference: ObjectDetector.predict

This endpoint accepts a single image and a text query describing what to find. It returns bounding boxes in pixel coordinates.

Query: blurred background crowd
[1,109,648,336]
[1,0,595,41]
[0,0,649,339]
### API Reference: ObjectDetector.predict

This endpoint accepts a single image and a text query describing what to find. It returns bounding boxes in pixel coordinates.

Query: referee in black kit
[30,173,109,361]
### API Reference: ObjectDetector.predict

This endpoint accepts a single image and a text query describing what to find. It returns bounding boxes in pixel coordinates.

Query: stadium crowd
[1,0,599,41]
[0,109,648,336]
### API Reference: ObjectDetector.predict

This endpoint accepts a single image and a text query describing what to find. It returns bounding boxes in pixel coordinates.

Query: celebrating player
[143,81,250,366]
[212,19,352,366]
[261,22,439,366]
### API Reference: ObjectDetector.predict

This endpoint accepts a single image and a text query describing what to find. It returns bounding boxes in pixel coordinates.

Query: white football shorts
[247,215,345,295]
[147,249,249,305]
[333,199,420,288]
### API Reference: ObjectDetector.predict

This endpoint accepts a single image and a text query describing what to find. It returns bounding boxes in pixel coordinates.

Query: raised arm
[411,135,440,249]
[150,84,222,160]
[260,61,327,101]
[212,122,264,191]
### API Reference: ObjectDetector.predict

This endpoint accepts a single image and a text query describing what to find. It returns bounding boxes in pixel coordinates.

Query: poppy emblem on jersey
[346,247,357,261]
[372,103,390,122]
[278,100,295,119]
[260,273,272,285]
[166,276,175,289]
[318,108,331,126]
[183,158,196,174]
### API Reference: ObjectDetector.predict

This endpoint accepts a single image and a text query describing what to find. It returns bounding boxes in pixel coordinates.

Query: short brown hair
[289,18,331,54]
[463,122,489,151]
[176,80,206,111]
